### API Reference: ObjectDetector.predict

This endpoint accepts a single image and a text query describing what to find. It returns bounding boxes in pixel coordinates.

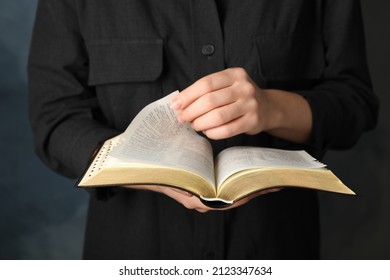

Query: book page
[215,146,326,188]
[79,136,121,184]
[110,91,215,186]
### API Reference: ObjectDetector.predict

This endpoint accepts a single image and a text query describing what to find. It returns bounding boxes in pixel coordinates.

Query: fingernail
[178,114,186,124]
[171,98,182,110]
[184,191,193,197]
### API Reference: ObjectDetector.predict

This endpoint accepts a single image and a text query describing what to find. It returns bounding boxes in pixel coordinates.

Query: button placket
[191,0,225,80]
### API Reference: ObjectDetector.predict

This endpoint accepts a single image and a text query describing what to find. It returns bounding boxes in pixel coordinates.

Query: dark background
[0,0,388,259]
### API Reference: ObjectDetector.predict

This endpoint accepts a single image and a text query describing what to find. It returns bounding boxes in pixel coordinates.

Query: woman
[28,0,378,259]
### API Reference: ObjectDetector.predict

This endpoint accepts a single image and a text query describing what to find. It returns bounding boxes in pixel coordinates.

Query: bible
[78,91,354,207]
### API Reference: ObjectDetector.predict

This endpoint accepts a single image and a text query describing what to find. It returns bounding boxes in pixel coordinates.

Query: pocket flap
[86,38,163,85]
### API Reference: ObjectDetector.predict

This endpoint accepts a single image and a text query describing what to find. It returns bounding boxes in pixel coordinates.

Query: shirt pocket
[254,33,325,83]
[86,38,163,86]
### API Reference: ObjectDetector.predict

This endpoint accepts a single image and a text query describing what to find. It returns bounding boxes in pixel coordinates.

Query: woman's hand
[171,68,270,140]
[172,67,313,144]
[122,184,281,213]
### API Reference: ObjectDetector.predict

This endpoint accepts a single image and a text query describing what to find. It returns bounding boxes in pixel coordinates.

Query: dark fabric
[28,0,378,259]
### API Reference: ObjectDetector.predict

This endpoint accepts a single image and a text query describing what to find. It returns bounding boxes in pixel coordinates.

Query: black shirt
[28,0,378,259]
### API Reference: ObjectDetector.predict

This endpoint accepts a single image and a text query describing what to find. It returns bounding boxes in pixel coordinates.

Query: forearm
[262,89,313,144]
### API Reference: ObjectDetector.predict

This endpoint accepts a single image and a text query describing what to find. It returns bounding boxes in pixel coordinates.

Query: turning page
[110,91,215,186]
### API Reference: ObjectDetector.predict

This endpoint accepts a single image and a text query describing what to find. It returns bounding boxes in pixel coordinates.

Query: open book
[78,91,354,207]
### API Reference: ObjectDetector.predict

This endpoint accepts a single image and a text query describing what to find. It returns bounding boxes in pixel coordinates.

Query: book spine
[199,197,233,208]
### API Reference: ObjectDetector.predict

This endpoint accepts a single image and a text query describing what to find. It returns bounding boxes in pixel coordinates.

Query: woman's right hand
[122,185,281,213]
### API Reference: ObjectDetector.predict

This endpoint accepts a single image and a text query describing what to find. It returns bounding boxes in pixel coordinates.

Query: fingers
[172,70,235,111]
[177,88,237,124]
[169,188,193,197]
[257,187,283,196]
[191,101,244,131]
[219,188,284,211]
[162,188,212,212]
[202,117,245,140]
[124,185,282,213]
[171,68,265,140]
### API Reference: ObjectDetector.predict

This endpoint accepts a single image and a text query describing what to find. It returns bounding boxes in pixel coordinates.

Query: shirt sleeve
[296,0,379,156]
[28,0,119,179]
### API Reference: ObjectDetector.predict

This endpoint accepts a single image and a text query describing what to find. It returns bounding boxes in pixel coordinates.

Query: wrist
[260,89,313,144]
[261,89,284,132]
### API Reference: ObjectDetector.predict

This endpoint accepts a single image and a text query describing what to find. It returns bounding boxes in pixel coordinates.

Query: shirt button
[201,44,215,56]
